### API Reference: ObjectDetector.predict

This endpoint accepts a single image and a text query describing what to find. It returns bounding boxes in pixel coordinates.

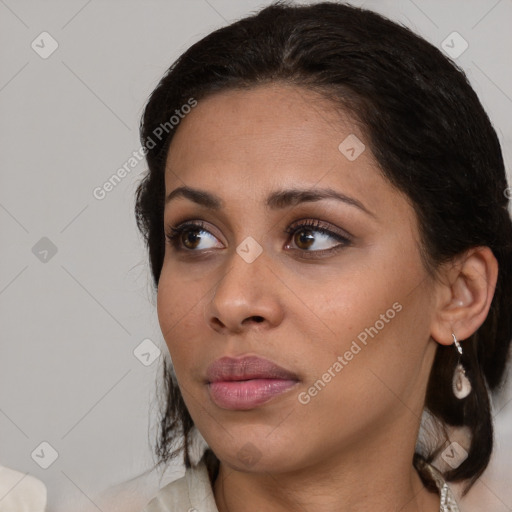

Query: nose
[205,244,285,334]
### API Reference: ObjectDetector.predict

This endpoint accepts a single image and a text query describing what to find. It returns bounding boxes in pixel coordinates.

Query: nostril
[211,318,224,328]
[252,316,264,323]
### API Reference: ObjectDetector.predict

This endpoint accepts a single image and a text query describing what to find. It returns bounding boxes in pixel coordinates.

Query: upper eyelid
[287,218,351,236]
[169,219,344,235]
[175,220,224,244]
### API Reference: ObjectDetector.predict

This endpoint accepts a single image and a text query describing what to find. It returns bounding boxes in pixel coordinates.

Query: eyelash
[165,219,352,258]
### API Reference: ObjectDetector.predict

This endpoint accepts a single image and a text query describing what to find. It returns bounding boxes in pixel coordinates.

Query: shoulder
[76,428,213,512]
[141,471,191,512]
[73,464,184,512]
[141,458,218,512]
[0,465,47,512]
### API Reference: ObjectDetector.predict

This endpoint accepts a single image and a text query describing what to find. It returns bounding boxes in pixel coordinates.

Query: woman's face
[157,83,439,473]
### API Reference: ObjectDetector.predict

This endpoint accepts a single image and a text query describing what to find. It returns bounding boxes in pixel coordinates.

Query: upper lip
[206,355,299,383]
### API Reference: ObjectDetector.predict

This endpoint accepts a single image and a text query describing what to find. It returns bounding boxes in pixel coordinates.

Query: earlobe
[430,246,498,346]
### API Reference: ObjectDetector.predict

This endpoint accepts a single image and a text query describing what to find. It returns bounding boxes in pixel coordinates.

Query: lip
[206,355,300,410]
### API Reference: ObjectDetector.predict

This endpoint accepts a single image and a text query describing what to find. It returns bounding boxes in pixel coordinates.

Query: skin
[156,83,498,512]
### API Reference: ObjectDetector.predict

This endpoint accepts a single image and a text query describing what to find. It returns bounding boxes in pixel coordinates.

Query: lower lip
[208,379,299,410]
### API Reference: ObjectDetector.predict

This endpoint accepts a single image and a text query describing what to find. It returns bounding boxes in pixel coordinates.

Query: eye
[284,219,352,256]
[164,218,352,256]
[165,221,222,251]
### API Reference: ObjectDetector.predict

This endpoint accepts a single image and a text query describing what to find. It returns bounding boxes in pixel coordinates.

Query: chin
[208,433,301,474]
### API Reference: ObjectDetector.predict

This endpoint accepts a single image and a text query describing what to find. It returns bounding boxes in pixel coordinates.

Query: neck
[212,424,440,512]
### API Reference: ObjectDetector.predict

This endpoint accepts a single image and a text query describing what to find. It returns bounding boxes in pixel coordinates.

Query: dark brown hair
[134,0,512,493]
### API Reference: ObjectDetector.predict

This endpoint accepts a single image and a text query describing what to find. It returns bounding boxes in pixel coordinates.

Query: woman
[134,1,512,511]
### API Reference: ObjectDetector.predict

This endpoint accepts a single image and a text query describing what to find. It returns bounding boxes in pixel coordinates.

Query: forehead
[166,83,366,174]
[164,83,412,225]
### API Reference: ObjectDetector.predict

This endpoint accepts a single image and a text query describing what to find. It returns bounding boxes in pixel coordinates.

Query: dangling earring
[451,333,471,399]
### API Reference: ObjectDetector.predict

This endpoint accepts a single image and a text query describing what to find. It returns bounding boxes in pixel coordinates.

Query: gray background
[0,0,511,511]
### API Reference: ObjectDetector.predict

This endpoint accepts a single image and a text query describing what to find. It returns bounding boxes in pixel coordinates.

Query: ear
[430,246,498,346]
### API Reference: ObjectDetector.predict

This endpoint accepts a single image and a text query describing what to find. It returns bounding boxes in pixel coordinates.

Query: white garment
[0,466,47,512]
[141,457,216,512]
[141,451,461,512]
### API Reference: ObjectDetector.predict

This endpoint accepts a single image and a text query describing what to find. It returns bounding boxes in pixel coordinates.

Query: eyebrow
[165,186,375,218]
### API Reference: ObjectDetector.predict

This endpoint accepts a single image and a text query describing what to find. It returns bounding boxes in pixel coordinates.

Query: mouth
[205,355,300,410]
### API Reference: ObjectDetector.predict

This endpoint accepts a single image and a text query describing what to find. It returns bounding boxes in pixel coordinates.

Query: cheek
[297,268,392,348]
[296,258,428,394]
[156,272,207,365]
[293,299,426,444]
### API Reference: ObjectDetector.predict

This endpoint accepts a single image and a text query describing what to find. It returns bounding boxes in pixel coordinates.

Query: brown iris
[182,228,202,249]
[294,229,315,250]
